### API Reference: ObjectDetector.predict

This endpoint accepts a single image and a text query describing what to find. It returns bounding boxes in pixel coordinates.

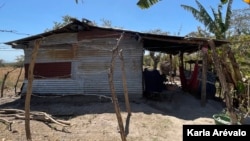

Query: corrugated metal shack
[5,18,228,97]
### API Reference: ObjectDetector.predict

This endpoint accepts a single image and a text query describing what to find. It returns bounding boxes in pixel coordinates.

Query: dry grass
[0,66,24,95]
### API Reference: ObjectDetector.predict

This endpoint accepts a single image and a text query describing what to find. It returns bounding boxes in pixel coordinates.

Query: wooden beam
[142,36,203,45]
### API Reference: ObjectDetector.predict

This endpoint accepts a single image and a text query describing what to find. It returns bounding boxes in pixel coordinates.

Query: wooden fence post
[15,64,24,95]
[25,39,41,141]
[119,50,131,115]
[108,33,126,141]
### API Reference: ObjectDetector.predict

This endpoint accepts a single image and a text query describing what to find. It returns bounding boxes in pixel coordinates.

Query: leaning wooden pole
[108,33,126,141]
[15,63,24,95]
[25,39,41,141]
[119,50,131,115]
[208,39,238,124]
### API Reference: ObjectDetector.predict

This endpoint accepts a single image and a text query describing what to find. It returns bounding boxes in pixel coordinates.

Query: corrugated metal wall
[21,33,143,96]
[75,38,143,96]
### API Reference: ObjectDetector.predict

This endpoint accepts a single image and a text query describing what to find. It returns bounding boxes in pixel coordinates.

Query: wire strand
[0,29,31,36]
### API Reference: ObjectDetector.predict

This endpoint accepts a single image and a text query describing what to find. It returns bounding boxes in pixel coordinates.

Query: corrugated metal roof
[5,18,229,55]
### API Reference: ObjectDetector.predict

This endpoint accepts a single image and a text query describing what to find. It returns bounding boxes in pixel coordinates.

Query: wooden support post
[208,39,238,124]
[169,54,174,84]
[201,46,208,107]
[108,33,126,141]
[170,54,172,72]
[179,52,184,67]
[25,39,41,141]
[119,50,131,115]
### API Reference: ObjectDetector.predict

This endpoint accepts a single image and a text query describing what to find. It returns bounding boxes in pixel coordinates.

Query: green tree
[143,54,153,67]
[181,0,244,85]
[0,59,4,67]
[186,26,212,38]
[136,0,161,9]
[14,55,24,68]
[180,0,236,80]
[45,15,76,31]
[145,29,169,35]
[99,18,123,29]
[181,0,237,79]
[229,8,250,79]
[143,29,169,70]
[181,0,233,39]
[75,0,160,10]
[136,0,231,9]
[181,0,248,124]
[230,8,250,35]
[48,16,120,31]
[230,35,250,78]
[100,18,112,28]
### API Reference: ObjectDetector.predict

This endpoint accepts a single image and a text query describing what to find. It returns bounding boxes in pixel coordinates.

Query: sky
[0,0,249,62]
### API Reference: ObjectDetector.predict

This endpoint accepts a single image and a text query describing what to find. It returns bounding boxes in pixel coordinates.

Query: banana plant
[137,0,161,9]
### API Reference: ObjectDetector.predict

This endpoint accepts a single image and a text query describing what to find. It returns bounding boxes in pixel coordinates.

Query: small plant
[220,81,250,124]
[233,81,250,124]
[213,80,250,125]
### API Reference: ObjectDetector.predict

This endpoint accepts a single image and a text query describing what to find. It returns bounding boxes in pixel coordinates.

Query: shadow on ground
[0,87,229,122]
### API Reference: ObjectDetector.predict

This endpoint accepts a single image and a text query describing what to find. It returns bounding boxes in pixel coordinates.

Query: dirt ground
[0,85,248,141]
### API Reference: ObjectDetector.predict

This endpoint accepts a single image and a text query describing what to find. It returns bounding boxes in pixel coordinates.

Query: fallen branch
[0,117,13,131]
[0,114,17,117]
[32,112,71,126]
[0,108,25,114]
[0,109,71,127]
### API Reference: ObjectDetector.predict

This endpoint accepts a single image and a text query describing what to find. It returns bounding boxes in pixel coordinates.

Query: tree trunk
[208,40,238,125]
[226,45,243,83]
